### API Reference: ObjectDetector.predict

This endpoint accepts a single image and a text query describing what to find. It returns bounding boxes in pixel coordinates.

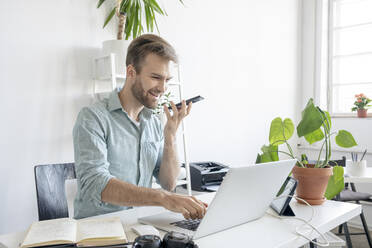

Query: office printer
[185,162,229,191]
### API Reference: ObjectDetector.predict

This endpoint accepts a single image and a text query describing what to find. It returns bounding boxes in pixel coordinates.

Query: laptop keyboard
[170,219,201,231]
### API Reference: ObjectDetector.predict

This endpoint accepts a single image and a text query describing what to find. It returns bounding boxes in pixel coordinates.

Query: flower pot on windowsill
[292,165,333,205]
[357,109,368,118]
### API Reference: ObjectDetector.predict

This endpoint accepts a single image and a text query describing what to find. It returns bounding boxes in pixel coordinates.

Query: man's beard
[131,77,160,109]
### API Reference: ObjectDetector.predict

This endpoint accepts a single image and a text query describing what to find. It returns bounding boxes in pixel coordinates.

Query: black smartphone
[168,95,204,110]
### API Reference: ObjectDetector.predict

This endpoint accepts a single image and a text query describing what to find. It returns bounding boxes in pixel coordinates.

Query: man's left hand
[163,100,192,141]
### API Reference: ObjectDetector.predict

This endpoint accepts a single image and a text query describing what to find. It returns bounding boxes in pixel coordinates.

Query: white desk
[344,168,372,183]
[0,193,361,248]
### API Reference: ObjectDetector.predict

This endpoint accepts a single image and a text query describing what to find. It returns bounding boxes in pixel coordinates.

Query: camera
[162,232,198,248]
[133,232,198,248]
[133,235,162,248]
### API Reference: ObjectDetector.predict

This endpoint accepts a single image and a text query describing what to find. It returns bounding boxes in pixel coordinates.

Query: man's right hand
[161,191,208,220]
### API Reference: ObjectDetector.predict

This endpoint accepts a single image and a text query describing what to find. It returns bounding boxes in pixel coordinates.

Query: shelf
[95,74,126,81]
[94,55,111,61]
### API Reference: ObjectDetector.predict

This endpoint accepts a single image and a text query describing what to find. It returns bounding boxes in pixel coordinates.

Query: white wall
[157,0,302,164]
[0,0,301,234]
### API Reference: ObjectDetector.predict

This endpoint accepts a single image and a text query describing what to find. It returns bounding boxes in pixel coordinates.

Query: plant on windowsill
[351,93,371,118]
[256,98,357,205]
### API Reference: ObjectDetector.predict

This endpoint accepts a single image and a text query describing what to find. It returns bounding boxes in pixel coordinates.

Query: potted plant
[256,99,357,205]
[154,91,173,125]
[97,0,184,74]
[351,93,371,118]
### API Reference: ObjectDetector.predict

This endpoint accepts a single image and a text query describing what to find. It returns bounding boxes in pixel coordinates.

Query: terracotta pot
[357,109,368,118]
[292,165,333,205]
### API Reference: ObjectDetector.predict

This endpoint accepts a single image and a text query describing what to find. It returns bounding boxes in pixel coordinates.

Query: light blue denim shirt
[72,90,164,219]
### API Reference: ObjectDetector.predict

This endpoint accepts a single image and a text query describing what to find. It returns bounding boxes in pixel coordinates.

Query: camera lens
[170,231,187,240]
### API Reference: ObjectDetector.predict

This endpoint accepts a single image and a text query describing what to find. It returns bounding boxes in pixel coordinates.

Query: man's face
[130,53,173,109]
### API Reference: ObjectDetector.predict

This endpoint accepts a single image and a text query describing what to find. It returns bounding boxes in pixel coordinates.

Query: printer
[184,162,229,191]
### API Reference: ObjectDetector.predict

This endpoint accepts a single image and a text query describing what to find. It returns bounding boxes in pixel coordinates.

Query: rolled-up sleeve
[73,107,114,205]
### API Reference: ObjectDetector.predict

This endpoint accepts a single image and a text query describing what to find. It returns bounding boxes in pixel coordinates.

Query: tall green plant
[256,98,357,199]
[97,0,183,40]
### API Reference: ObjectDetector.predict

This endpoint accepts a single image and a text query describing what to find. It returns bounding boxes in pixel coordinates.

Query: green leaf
[125,3,137,39]
[144,4,151,31]
[133,1,139,38]
[269,117,294,145]
[103,7,116,28]
[138,2,144,36]
[335,130,357,148]
[260,145,279,162]
[324,111,331,130]
[325,166,344,200]
[97,0,106,8]
[297,99,324,137]
[120,0,131,13]
[151,7,160,33]
[304,128,324,144]
[149,0,165,15]
[255,154,262,164]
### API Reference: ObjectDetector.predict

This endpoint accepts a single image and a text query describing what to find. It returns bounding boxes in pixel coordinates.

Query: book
[20,217,127,248]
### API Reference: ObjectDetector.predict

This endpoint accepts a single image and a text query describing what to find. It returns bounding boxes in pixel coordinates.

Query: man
[73,34,206,220]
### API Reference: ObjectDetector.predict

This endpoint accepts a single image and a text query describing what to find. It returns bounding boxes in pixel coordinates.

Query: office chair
[34,163,76,221]
[329,157,372,248]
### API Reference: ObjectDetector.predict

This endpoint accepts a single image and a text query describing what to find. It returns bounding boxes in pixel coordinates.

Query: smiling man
[72,34,206,220]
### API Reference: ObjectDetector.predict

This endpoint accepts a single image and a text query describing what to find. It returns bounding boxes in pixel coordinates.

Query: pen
[360,149,367,161]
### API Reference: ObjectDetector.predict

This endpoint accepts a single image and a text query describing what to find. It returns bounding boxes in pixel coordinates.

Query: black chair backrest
[328,156,346,167]
[34,163,76,221]
[308,156,346,167]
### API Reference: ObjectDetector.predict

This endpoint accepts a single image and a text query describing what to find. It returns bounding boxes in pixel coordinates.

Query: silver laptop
[139,159,296,239]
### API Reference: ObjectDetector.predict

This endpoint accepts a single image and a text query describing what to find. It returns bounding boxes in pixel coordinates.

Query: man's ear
[126,64,137,78]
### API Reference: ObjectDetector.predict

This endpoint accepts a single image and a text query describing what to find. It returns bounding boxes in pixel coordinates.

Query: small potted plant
[154,91,173,126]
[97,0,184,74]
[256,99,357,205]
[351,93,371,118]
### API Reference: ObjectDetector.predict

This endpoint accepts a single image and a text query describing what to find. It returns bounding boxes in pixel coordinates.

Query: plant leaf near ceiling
[98,0,184,40]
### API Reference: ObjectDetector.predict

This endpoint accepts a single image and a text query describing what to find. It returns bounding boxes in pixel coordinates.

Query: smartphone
[168,95,204,110]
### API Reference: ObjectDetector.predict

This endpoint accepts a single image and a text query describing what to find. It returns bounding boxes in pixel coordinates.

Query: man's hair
[126,34,178,73]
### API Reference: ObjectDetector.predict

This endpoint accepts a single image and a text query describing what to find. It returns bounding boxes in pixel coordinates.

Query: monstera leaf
[304,128,324,144]
[297,99,324,137]
[256,145,279,163]
[269,118,294,145]
[324,166,344,200]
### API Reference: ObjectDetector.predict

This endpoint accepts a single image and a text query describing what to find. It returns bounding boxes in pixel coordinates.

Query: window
[326,0,372,115]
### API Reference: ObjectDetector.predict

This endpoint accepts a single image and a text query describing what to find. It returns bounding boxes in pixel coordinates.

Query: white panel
[333,54,372,83]
[334,25,372,55]
[334,0,372,27]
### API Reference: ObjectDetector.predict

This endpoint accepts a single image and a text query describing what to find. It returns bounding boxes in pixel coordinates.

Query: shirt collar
[108,90,122,112]
[108,90,154,120]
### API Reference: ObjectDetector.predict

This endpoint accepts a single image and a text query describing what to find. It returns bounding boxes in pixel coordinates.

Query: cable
[267,194,330,247]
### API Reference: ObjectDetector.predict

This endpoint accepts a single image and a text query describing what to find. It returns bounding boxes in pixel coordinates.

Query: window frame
[325,0,372,117]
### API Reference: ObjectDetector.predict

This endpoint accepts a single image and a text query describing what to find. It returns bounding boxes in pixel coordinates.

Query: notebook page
[76,217,126,242]
[21,218,77,247]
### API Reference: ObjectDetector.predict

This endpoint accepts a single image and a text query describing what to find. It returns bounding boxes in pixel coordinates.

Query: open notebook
[21,217,127,248]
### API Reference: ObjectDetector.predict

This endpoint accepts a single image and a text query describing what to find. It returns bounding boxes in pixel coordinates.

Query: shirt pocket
[141,141,161,172]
